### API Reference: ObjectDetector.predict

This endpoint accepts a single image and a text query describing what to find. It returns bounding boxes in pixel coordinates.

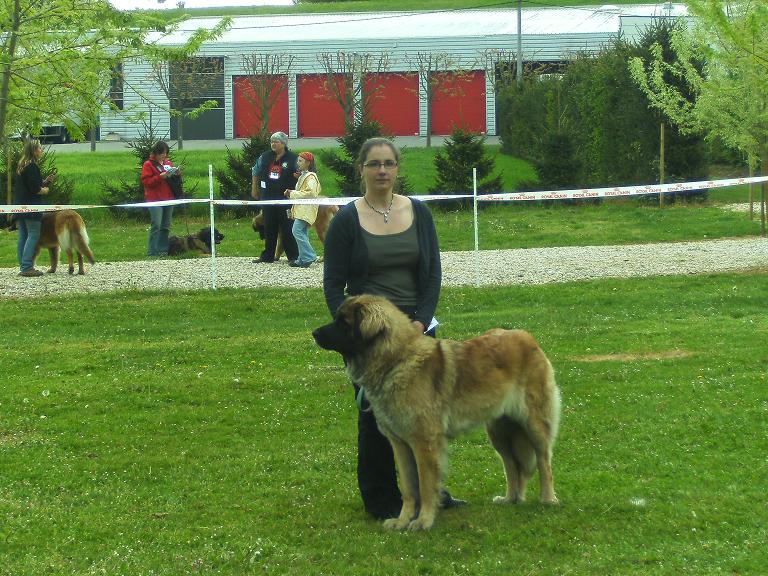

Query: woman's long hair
[17,139,41,175]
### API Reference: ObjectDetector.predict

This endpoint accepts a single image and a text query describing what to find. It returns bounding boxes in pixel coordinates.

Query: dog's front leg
[382,436,419,531]
[407,439,443,531]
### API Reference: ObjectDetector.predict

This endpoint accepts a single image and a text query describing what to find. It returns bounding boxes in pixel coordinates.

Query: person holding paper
[322,137,464,519]
[13,138,56,277]
[141,140,176,257]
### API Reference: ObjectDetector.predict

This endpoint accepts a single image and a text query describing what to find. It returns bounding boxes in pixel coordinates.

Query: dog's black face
[313,318,358,356]
[313,300,385,357]
[198,227,224,249]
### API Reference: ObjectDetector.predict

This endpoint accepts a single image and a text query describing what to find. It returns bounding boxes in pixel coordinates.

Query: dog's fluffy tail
[59,212,95,264]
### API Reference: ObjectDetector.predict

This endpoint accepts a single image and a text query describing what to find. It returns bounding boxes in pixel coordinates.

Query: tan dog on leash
[35,210,95,275]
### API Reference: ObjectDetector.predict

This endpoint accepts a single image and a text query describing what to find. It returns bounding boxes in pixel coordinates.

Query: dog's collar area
[355,387,372,413]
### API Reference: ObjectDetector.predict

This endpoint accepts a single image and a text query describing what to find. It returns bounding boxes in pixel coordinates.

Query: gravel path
[2,237,766,299]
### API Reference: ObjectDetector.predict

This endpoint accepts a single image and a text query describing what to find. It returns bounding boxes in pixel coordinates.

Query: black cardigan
[13,163,45,220]
[323,197,441,327]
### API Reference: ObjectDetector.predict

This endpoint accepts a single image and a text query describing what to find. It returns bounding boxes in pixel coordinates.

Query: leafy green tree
[429,128,502,207]
[630,0,768,230]
[1,0,230,204]
[498,20,706,194]
[497,75,558,161]
[535,131,581,191]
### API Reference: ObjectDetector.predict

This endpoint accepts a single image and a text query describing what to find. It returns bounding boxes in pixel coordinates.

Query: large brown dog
[252,203,338,261]
[35,210,95,275]
[313,295,561,531]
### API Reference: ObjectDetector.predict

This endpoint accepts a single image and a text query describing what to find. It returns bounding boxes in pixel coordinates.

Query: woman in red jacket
[141,141,176,257]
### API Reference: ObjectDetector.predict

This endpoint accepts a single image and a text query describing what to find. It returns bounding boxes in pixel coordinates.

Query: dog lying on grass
[252,203,338,261]
[313,294,561,531]
[168,227,224,256]
[35,209,95,275]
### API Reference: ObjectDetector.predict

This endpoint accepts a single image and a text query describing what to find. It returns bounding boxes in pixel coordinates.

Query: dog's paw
[382,517,411,531]
[407,515,435,531]
[540,494,560,505]
[492,495,521,505]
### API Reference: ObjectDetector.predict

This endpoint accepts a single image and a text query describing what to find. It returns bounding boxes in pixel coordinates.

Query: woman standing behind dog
[284,151,321,268]
[14,139,57,277]
[323,137,463,519]
[141,141,176,257]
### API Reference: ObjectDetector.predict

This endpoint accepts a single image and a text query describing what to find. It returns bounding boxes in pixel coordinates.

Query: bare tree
[404,52,465,147]
[315,51,391,124]
[475,48,519,94]
[240,53,295,138]
[150,56,224,150]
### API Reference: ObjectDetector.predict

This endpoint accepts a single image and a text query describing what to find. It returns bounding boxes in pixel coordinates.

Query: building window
[109,63,124,110]
[169,56,225,111]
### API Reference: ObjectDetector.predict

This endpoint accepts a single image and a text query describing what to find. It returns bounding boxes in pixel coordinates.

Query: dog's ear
[354,301,388,341]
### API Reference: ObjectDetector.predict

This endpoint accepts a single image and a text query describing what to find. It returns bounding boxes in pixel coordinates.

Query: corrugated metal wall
[99,13,620,141]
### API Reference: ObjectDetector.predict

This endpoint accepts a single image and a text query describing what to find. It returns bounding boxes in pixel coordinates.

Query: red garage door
[233,76,289,138]
[431,70,486,135]
[297,74,348,137]
[364,73,419,136]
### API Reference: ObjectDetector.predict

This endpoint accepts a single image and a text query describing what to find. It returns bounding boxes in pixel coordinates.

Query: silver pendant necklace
[363,194,394,223]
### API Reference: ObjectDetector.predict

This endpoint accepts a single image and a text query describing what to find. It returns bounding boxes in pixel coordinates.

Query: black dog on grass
[168,227,224,256]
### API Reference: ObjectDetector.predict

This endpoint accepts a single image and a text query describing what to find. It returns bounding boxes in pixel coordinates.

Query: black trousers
[355,305,436,519]
[259,204,298,262]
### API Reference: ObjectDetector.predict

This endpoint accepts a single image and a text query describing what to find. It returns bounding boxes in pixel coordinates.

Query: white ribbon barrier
[4,169,766,292]
[3,175,766,214]
[477,176,768,202]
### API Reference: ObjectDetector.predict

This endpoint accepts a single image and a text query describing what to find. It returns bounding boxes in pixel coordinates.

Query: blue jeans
[147,205,173,256]
[292,219,317,265]
[17,217,42,272]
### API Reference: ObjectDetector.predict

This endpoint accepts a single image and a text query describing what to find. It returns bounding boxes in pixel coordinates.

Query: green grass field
[2,274,767,575]
[47,144,536,207]
[3,141,767,574]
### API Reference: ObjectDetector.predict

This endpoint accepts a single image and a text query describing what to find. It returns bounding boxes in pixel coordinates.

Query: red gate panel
[430,70,486,135]
[233,75,289,138]
[297,74,348,137]
[364,72,419,136]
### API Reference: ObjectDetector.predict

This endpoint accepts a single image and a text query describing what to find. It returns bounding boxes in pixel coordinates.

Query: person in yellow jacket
[284,151,322,267]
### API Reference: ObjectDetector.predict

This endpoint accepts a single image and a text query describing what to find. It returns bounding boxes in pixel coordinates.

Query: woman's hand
[412,320,425,333]
[40,187,49,195]
[284,188,293,198]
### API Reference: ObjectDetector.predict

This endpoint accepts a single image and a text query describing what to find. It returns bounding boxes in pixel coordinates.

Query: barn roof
[148,4,689,46]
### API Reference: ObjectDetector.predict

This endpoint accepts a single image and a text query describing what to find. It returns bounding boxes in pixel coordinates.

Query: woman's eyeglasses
[362,160,398,170]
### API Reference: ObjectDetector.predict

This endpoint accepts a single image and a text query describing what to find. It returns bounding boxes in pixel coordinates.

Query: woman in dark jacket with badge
[14,139,56,277]
[322,137,464,519]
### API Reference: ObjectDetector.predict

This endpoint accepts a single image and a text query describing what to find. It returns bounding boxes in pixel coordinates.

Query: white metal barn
[100,4,687,142]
